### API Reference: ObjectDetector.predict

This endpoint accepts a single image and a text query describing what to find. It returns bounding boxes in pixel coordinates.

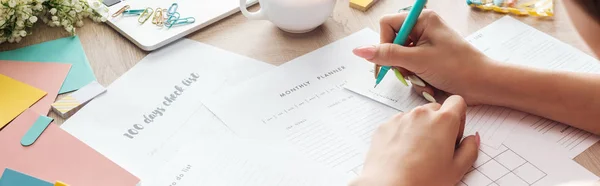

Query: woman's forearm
[478,62,600,134]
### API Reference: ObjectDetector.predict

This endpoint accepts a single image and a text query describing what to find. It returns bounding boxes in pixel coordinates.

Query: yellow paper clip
[152,8,164,26]
[112,5,130,17]
[138,7,154,24]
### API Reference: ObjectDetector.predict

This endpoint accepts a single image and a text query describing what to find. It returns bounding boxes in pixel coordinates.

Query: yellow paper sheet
[0,74,46,128]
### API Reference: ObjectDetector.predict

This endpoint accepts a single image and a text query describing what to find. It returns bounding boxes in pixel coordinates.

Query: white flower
[74,4,82,12]
[51,16,58,21]
[50,8,57,15]
[65,25,73,32]
[8,0,16,8]
[15,36,21,43]
[61,19,68,26]
[34,4,43,10]
[69,10,76,17]
[16,20,24,28]
[19,30,26,37]
[100,16,106,22]
[52,21,60,26]
[29,16,37,23]
[75,20,83,27]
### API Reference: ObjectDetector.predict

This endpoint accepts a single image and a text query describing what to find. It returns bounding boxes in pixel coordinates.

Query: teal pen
[374,0,427,88]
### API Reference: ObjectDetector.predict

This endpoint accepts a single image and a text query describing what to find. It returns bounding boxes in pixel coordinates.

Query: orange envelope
[0,60,71,115]
[0,109,140,186]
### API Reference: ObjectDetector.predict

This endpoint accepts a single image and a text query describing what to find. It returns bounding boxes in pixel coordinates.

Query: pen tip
[374,84,378,88]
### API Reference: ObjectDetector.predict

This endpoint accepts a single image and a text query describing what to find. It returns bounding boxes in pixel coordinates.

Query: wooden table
[2,0,600,177]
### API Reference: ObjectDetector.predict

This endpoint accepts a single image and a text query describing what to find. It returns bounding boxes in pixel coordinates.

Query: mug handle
[240,0,266,20]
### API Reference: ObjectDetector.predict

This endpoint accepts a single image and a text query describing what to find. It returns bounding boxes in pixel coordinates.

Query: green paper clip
[167,3,178,16]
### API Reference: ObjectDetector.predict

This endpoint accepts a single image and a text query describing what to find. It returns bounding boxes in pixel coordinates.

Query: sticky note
[350,0,379,11]
[0,74,46,128]
[51,81,106,118]
[0,168,53,186]
[54,181,68,186]
[0,60,71,115]
[0,36,97,94]
[21,115,54,146]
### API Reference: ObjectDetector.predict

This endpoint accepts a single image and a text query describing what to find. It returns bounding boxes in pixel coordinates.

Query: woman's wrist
[467,58,520,107]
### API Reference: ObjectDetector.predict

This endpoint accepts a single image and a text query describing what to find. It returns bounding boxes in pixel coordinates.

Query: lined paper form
[205,29,402,174]
[345,67,525,148]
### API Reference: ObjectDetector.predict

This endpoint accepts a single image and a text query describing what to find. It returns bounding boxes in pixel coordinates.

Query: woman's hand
[351,95,480,186]
[353,10,495,105]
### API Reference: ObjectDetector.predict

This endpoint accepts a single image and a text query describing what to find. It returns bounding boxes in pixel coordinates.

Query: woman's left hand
[350,95,480,186]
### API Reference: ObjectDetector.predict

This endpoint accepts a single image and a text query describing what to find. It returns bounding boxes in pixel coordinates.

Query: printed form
[205,28,524,175]
[206,22,598,185]
[60,40,348,185]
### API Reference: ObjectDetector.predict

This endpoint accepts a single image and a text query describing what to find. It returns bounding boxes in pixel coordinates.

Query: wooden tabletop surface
[2,0,600,177]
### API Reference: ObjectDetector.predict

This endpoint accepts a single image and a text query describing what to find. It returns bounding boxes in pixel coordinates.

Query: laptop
[102,0,258,51]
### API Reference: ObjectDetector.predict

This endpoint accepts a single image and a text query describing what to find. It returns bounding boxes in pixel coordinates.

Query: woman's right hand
[353,10,496,105]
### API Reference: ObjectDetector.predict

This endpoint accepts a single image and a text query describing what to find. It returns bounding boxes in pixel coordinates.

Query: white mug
[240,0,336,33]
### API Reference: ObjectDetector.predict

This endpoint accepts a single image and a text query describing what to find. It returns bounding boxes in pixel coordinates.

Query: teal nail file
[20,115,54,146]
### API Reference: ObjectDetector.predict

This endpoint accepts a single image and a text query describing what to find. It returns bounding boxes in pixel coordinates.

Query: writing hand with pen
[354,10,494,105]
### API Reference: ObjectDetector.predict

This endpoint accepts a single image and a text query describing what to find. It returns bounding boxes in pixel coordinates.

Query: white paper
[460,125,598,186]
[60,39,300,185]
[205,29,403,174]
[345,68,526,148]
[157,137,351,186]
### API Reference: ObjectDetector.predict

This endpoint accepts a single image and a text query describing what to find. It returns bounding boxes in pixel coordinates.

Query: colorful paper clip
[138,7,154,24]
[165,12,180,24]
[152,8,165,26]
[165,17,195,28]
[167,3,178,16]
[111,5,130,17]
[123,9,145,16]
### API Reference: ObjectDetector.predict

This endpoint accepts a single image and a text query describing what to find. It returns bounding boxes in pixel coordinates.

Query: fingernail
[353,45,377,60]
[475,132,481,147]
[408,75,426,87]
[393,69,408,86]
[422,92,436,103]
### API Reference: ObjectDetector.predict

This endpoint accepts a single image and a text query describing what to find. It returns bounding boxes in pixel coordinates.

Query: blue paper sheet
[0,168,52,186]
[0,36,97,94]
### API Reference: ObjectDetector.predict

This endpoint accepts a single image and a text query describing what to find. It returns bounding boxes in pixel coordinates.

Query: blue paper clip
[123,9,145,16]
[166,17,195,28]
[167,3,178,16]
[165,12,180,23]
